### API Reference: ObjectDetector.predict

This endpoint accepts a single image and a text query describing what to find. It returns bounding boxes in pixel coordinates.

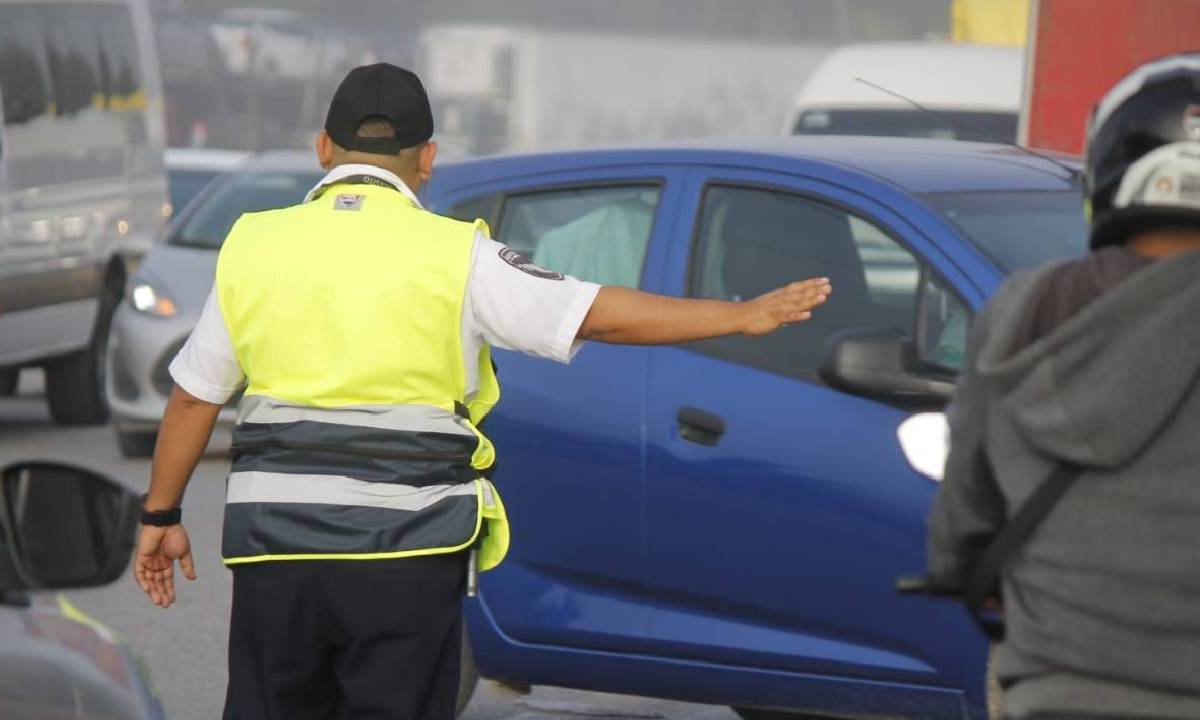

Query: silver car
[163,148,252,220]
[107,151,322,457]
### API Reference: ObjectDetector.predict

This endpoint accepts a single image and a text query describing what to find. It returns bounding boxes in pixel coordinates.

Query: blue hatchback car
[422,137,1087,720]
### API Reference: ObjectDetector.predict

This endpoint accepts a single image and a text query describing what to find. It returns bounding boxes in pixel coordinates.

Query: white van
[784,42,1024,143]
[0,0,169,424]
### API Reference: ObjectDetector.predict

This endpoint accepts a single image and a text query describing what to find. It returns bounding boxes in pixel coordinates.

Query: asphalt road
[0,370,741,720]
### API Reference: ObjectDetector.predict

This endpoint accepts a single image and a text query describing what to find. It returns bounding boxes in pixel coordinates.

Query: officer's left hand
[134,523,197,608]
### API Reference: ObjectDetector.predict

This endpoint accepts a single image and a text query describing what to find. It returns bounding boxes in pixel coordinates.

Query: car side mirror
[0,462,140,592]
[819,326,955,406]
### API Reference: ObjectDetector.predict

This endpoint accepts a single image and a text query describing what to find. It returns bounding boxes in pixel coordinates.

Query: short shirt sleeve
[464,233,601,364]
[168,285,245,404]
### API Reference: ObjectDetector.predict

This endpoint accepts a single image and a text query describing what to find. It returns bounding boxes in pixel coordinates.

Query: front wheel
[44,281,117,425]
[456,625,479,717]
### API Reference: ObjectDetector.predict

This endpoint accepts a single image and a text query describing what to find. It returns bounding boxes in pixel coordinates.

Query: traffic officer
[134,63,832,720]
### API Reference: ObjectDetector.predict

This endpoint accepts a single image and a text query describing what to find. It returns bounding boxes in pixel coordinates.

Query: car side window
[689,184,967,380]
[491,184,661,288]
[920,275,970,370]
[446,193,503,228]
[0,6,52,129]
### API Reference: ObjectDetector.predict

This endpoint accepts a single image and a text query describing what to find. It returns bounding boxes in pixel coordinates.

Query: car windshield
[169,170,321,249]
[168,169,224,216]
[793,108,1018,143]
[923,190,1089,272]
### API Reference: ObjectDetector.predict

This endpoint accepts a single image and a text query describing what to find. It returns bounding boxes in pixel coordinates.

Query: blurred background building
[152,0,1032,156]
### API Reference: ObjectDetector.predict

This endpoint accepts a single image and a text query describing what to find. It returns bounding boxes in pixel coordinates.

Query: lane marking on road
[513,699,666,718]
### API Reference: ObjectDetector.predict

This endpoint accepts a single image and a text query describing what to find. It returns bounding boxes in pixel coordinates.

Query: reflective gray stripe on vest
[223,396,482,562]
[232,396,480,486]
[222,489,479,560]
[238,395,475,437]
[226,471,476,508]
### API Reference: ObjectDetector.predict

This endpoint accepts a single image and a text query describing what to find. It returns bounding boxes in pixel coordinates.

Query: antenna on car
[853,77,1084,185]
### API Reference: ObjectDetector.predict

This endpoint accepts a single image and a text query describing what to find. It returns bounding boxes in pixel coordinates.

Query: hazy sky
[171,0,951,43]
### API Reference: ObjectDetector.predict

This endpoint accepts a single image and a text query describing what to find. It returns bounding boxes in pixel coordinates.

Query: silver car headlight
[130,282,178,318]
[897,412,949,482]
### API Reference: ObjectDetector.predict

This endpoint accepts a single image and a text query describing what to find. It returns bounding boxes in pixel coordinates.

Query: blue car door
[428,165,686,653]
[641,167,988,713]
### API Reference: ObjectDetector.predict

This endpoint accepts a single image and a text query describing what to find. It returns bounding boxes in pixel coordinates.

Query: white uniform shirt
[169,164,602,404]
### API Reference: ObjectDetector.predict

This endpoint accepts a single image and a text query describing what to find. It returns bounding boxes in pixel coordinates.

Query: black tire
[456,626,480,718]
[0,368,17,397]
[735,709,828,720]
[44,280,117,425]
[116,428,158,458]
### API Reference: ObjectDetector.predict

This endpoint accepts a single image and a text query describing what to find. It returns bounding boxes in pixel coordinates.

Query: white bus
[0,0,169,424]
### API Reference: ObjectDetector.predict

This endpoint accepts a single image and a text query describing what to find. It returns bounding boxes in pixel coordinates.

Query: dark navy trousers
[222,553,465,720]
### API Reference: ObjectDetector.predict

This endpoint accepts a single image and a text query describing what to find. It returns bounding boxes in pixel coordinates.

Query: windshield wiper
[169,237,219,250]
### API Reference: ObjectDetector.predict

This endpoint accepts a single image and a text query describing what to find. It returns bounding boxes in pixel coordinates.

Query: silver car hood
[133,243,219,321]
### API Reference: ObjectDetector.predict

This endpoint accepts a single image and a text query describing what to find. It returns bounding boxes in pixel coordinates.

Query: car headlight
[897,412,949,481]
[130,282,178,317]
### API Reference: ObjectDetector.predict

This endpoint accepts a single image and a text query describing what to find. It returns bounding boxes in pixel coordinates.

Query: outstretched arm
[577,278,832,345]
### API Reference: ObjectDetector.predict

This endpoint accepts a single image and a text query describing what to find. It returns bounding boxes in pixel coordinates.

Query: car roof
[165,148,253,171]
[435,136,1080,195]
[794,42,1024,111]
[239,150,325,174]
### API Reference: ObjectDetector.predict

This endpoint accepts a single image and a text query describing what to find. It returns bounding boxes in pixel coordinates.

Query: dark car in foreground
[422,136,1086,720]
[0,462,163,719]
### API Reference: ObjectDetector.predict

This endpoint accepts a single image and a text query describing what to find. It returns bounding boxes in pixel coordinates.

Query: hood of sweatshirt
[975,250,1200,469]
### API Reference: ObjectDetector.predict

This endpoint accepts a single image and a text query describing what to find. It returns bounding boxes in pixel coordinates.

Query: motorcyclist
[927,54,1200,720]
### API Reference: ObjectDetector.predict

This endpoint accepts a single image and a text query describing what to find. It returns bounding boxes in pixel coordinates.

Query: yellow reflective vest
[214,175,509,570]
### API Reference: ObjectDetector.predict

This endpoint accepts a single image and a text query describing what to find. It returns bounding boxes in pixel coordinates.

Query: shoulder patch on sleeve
[498,246,564,280]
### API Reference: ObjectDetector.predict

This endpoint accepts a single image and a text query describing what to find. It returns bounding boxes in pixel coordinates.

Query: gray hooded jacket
[928,249,1200,718]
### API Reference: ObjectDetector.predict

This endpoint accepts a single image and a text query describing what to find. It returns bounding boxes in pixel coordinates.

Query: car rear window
[923,190,1088,272]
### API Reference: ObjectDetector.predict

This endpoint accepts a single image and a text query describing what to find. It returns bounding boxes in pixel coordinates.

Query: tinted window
[43,8,100,117]
[794,108,1018,143]
[95,4,144,112]
[689,184,968,378]
[496,185,660,288]
[168,169,223,217]
[924,190,1088,272]
[0,6,52,128]
[169,171,321,249]
[0,3,144,184]
[446,192,503,228]
[920,273,969,370]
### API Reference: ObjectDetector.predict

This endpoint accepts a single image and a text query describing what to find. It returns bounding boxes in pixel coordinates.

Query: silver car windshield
[169,171,321,250]
[922,190,1089,272]
[167,169,222,217]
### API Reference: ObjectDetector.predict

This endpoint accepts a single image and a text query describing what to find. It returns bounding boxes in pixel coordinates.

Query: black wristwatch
[140,495,182,527]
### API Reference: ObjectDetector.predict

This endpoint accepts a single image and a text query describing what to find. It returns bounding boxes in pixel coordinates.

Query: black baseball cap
[324,63,434,155]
